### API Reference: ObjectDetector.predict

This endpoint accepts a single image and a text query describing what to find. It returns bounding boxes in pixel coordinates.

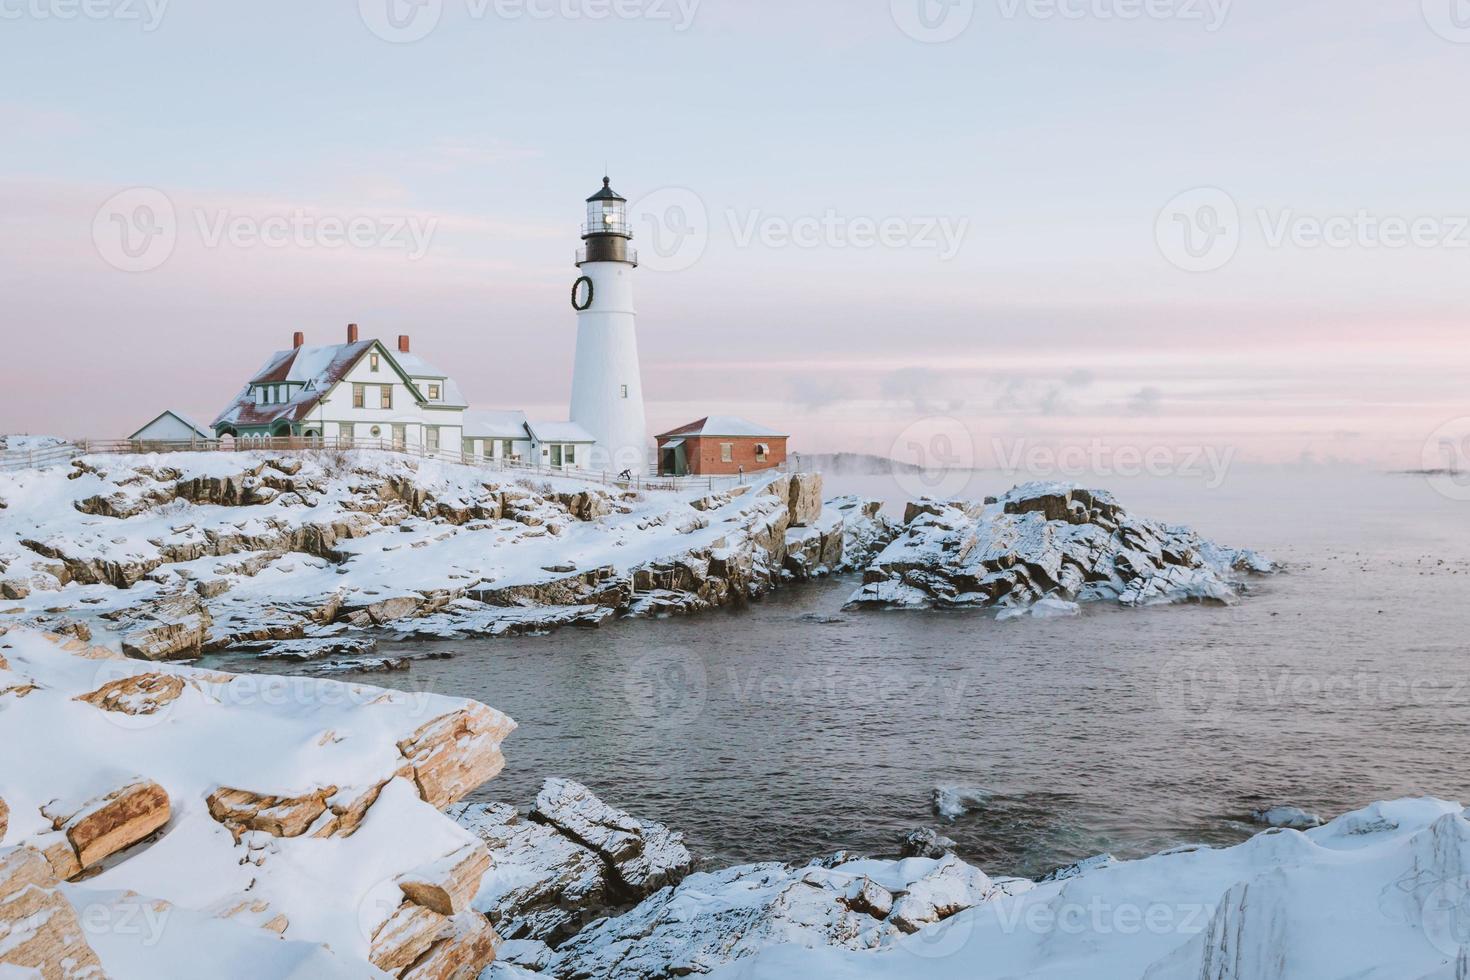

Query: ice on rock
[1251,805,1323,829]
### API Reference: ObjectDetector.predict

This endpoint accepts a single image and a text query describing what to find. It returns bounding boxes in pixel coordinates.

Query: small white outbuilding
[129,410,214,443]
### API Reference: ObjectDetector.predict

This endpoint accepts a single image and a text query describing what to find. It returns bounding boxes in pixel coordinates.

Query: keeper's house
[212,324,467,455]
[656,416,788,476]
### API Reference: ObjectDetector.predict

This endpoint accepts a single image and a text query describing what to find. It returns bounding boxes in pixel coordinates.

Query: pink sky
[2,0,1467,470]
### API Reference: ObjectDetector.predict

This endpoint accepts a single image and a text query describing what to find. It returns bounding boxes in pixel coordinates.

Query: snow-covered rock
[531,779,693,900]
[452,778,692,947]
[847,482,1275,614]
[546,854,1025,980]
[0,627,515,977]
[1251,805,1323,830]
[0,451,846,651]
[827,495,902,572]
[702,798,1470,980]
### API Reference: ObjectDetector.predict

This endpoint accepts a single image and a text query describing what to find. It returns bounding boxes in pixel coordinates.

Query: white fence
[0,437,780,494]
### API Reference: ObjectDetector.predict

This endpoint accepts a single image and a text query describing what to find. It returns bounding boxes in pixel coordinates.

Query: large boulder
[120,593,214,661]
[399,704,516,808]
[39,777,171,873]
[0,845,106,978]
[531,778,692,901]
[452,801,611,945]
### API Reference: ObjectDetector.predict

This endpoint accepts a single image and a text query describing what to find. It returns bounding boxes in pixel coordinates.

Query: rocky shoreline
[0,452,893,666]
[3,629,1466,978]
[0,454,1281,672]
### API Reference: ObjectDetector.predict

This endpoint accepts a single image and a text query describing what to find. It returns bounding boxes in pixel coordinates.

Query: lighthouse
[569,177,649,474]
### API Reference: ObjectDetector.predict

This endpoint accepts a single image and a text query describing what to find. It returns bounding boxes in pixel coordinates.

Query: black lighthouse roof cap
[586,176,626,203]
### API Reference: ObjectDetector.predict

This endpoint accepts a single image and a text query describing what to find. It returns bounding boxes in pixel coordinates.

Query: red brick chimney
[398,335,411,354]
[293,331,304,349]
[347,323,359,343]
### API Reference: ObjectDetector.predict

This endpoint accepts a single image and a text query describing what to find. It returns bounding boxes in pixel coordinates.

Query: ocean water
[213,466,1470,878]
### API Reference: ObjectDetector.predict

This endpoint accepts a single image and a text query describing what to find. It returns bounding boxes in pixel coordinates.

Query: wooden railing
[0,437,774,494]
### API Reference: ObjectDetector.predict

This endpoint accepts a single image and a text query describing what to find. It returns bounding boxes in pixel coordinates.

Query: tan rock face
[74,672,186,715]
[120,593,213,662]
[398,705,513,808]
[397,841,492,916]
[370,900,452,974]
[786,473,823,528]
[0,845,106,979]
[30,830,83,881]
[45,778,171,870]
[206,781,391,840]
[207,785,335,839]
[400,911,499,980]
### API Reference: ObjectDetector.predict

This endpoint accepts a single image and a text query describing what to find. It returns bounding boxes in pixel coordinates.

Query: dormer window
[427,384,441,401]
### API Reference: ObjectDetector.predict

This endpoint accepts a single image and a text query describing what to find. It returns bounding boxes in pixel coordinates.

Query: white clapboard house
[213,325,594,469]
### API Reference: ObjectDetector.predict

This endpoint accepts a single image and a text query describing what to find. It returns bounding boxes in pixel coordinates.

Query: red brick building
[656,416,789,476]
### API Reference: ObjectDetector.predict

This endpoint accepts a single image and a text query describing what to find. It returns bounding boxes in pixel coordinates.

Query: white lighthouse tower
[569,177,649,474]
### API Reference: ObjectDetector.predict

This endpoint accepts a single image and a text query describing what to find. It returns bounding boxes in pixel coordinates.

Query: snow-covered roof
[214,342,377,430]
[657,416,788,439]
[393,351,469,408]
[526,420,597,444]
[463,410,531,440]
[213,338,466,430]
[129,410,212,440]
